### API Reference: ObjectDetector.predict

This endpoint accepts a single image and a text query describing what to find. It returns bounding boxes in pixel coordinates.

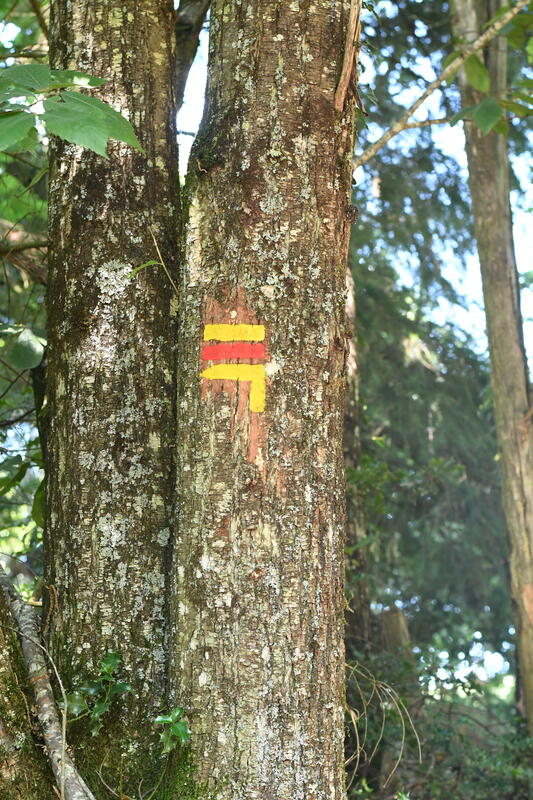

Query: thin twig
[0,408,35,427]
[402,116,453,130]
[148,227,179,296]
[0,240,48,255]
[335,0,362,111]
[353,0,529,169]
[28,0,49,40]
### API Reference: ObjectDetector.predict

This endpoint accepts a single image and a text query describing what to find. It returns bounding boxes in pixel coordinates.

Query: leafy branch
[62,652,132,737]
[0,64,145,157]
[353,0,530,169]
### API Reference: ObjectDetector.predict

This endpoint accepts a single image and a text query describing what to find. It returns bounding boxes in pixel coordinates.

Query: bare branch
[5,252,48,284]
[353,0,528,169]
[402,117,453,130]
[28,0,49,41]
[0,240,48,255]
[0,565,96,800]
[0,408,35,427]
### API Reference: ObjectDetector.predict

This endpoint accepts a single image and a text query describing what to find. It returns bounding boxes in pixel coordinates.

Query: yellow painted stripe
[203,323,265,342]
[201,364,266,413]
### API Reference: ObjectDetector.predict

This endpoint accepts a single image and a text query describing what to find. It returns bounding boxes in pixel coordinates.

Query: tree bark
[46,0,179,791]
[171,2,357,798]
[450,0,533,734]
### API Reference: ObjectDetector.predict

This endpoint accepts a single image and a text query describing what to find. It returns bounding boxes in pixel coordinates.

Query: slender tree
[45,0,179,788]
[171,1,358,797]
[450,0,533,734]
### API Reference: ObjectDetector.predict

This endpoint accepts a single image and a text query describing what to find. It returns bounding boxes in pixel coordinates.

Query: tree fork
[172,1,358,797]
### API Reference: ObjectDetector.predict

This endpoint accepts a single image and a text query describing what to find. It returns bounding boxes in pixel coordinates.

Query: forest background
[0,1,532,798]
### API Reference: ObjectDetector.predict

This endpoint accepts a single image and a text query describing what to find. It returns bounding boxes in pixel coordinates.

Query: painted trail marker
[200,323,266,413]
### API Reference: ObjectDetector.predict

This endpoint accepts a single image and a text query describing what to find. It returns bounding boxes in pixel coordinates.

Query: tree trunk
[171,2,357,797]
[450,0,533,734]
[46,0,179,790]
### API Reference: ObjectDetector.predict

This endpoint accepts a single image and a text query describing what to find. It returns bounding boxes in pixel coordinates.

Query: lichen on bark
[46,0,179,791]
[172,2,357,798]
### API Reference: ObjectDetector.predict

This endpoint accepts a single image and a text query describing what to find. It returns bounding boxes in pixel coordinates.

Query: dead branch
[0,564,96,800]
[335,0,363,111]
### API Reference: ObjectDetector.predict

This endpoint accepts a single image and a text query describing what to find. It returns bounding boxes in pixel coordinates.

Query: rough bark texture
[46,1,179,791]
[0,590,53,800]
[172,2,357,798]
[451,0,533,734]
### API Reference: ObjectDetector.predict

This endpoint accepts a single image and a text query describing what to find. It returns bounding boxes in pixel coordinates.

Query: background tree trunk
[450,0,533,734]
[171,1,357,797]
[46,1,179,790]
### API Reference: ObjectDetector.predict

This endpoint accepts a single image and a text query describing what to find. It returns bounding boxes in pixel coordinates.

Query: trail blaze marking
[203,323,265,342]
[200,323,266,413]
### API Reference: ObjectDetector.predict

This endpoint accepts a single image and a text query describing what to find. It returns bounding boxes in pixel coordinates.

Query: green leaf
[99,651,122,675]
[0,456,29,497]
[0,65,106,95]
[0,64,55,93]
[0,111,35,151]
[442,50,460,70]
[65,691,89,717]
[77,681,104,697]
[108,681,132,698]
[129,260,162,279]
[514,92,533,105]
[159,728,177,754]
[8,328,45,370]
[155,714,174,725]
[506,25,526,49]
[500,100,532,118]
[31,478,46,528]
[42,91,144,157]
[170,720,191,744]
[0,324,21,336]
[50,70,106,89]
[449,105,477,126]
[472,96,504,134]
[155,706,184,725]
[91,700,110,718]
[527,36,533,64]
[464,54,490,94]
[90,718,104,737]
[492,119,509,137]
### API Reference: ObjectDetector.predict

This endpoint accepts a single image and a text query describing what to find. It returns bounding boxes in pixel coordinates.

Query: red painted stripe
[201,342,266,361]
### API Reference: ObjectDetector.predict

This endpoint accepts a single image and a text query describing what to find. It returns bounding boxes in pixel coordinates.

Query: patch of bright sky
[176,29,208,173]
